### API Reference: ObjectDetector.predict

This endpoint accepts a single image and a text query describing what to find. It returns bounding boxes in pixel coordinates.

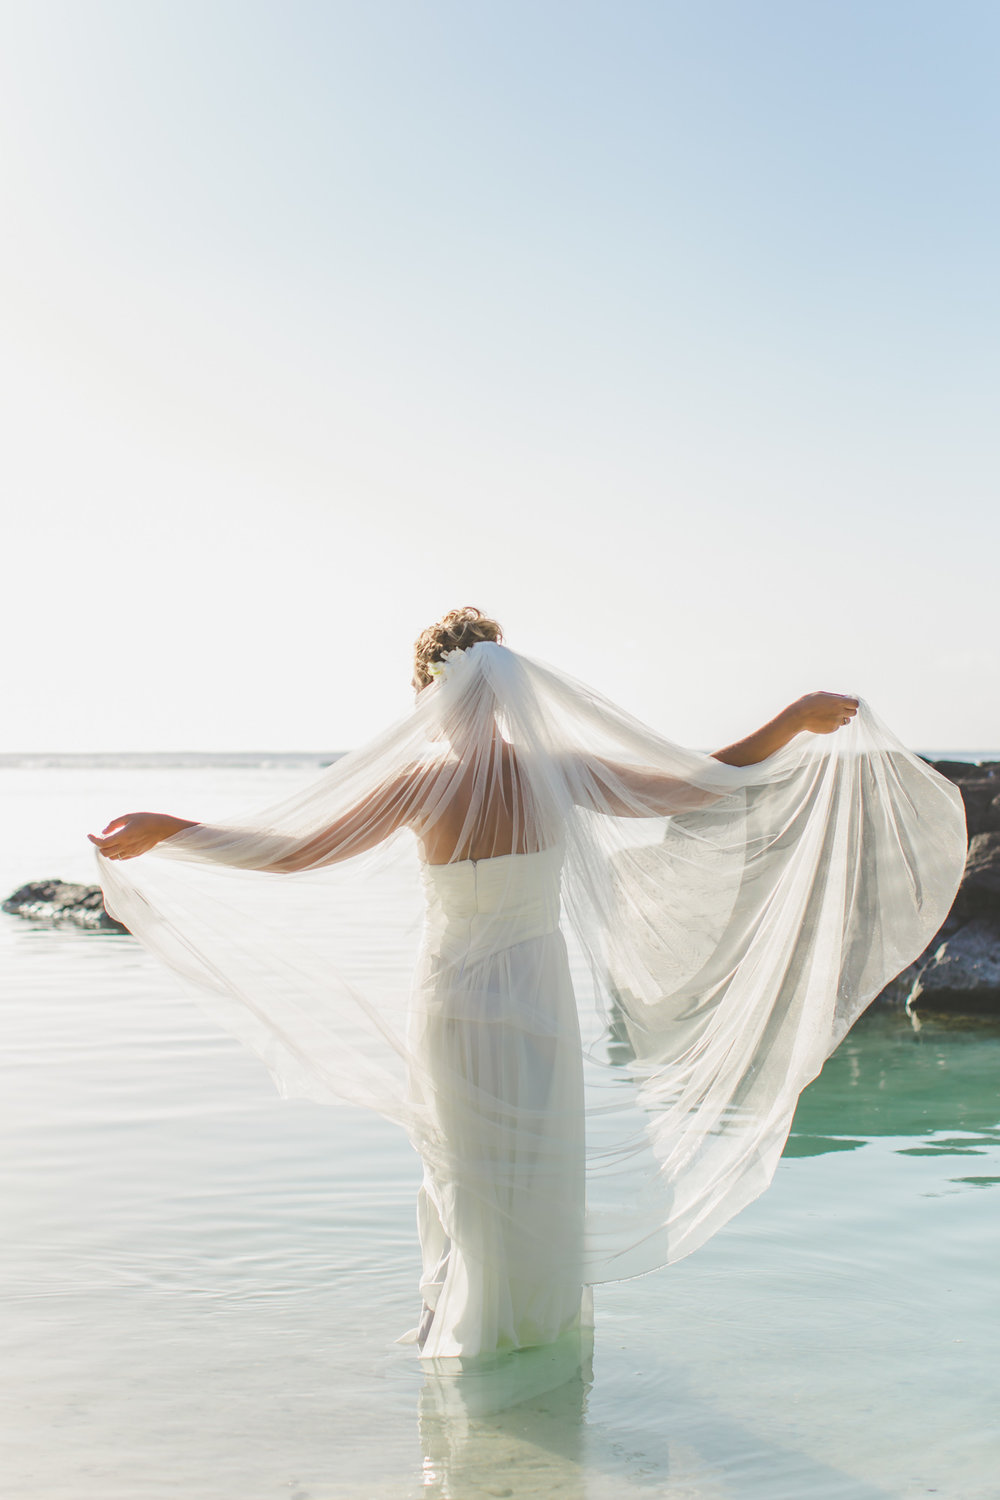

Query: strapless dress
[405,846,590,1360]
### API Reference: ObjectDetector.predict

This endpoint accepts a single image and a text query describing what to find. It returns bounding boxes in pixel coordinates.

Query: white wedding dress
[98,642,968,1360]
[408,847,588,1358]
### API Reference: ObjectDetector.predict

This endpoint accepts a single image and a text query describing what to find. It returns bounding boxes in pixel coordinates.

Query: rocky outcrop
[929,762,1000,842]
[958,831,1000,915]
[2,880,128,933]
[908,920,1000,1014]
[883,758,1000,1016]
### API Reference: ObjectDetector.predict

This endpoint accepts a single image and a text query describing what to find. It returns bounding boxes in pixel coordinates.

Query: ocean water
[2,759,999,1500]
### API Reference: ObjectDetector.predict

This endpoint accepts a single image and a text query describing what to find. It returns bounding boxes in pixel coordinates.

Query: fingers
[816,693,858,728]
[93,813,139,859]
[820,693,857,712]
[89,832,131,859]
[801,692,860,735]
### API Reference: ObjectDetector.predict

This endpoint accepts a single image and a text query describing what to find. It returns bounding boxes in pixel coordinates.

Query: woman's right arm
[89,767,427,870]
[89,812,198,861]
[249,772,425,872]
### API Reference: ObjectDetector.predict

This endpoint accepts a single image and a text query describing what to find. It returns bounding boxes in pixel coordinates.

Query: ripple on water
[2,766,999,1499]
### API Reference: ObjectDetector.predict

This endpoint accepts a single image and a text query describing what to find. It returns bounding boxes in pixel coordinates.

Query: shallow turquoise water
[2,766,999,1499]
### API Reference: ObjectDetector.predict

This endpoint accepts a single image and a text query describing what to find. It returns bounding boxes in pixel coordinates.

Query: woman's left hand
[791,692,860,735]
[89,812,187,861]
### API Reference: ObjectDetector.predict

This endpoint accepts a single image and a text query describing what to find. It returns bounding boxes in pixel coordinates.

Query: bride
[90,607,967,1360]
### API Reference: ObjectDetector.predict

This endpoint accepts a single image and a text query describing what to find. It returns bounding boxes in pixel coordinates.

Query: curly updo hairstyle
[413,606,504,689]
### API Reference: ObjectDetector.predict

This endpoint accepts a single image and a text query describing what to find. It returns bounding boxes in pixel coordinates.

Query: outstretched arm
[582,761,724,817]
[577,691,860,817]
[711,692,859,767]
[251,772,424,872]
[89,812,198,860]
[89,769,426,869]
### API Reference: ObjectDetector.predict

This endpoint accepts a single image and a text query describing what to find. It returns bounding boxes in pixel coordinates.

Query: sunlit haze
[3,1,997,751]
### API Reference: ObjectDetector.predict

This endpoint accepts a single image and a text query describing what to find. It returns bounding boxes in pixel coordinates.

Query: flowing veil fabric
[97,644,966,1349]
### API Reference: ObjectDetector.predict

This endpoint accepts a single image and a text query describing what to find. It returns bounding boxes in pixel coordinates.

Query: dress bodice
[420,846,564,961]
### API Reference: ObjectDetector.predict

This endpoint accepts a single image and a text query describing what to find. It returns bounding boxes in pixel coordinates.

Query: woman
[91,608,967,1360]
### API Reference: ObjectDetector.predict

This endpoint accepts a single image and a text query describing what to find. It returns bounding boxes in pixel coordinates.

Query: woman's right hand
[89,812,193,861]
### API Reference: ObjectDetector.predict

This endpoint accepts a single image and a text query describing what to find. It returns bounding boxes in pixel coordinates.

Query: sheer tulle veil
[98,641,966,1284]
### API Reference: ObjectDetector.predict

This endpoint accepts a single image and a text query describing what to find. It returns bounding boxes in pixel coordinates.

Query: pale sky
[2,0,997,751]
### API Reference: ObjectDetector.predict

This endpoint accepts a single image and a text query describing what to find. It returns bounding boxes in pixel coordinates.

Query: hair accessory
[425,645,480,683]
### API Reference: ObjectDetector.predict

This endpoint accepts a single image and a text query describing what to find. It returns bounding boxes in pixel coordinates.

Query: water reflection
[785,1010,1000,1171]
[417,1331,593,1498]
[410,1010,1000,1500]
[4,904,1000,1498]
[412,1329,900,1500]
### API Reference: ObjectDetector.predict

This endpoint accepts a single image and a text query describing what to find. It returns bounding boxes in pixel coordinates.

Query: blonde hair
[413,606,503,689]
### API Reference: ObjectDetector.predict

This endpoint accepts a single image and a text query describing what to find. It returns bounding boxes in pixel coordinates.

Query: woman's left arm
[577,691,860,816]
[711,692,859,767]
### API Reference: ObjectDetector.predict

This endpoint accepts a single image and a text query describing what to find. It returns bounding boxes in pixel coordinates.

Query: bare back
[414,744,549,865]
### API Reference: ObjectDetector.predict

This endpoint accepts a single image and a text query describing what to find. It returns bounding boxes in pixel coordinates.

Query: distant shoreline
[0,751,345,770]
[0,750,997,771]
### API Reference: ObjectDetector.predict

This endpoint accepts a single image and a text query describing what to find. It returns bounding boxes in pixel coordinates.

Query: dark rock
[950,831,1000,923]
[964,830,1000,897]
[874,957,925,1009]
[873,913,967,1008]
[924,761,1000,840]
[2,880,128,934]
[954,780,1000,839]
[868,758,1000,1013]
[908,920,1000,1015]
[928,758,1000,785]
[927,758,983,783]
